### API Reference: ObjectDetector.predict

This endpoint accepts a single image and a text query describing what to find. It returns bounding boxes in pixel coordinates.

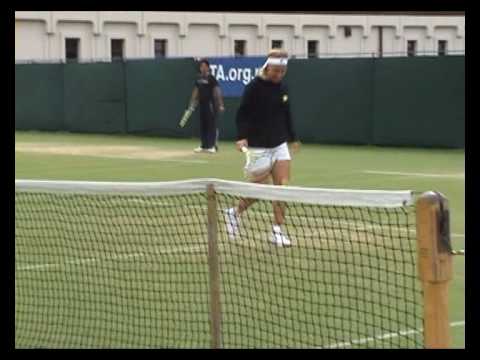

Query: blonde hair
[267,49,288,58]
[259,49,289,79]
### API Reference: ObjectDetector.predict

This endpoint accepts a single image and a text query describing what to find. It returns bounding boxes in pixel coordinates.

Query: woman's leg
[199,112,208,149]
[225,171,271,239]
[271,160,291,225]
[236,173,271,214]
[205,111,216,149]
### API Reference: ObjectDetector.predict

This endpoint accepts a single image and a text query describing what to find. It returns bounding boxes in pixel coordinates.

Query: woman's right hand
[236,139,248,152]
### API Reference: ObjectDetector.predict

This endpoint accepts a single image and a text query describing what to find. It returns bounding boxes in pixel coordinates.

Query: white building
[15,11,465,62]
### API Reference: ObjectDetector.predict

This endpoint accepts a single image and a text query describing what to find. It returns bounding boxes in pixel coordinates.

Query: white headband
[265,57,288,66]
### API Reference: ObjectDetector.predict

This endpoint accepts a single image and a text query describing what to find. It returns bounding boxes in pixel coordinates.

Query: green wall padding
[124,58,198,137]
[372,56,464,148]
[15,64,64,131]
[285,58,375,145]
[63,62,127,133]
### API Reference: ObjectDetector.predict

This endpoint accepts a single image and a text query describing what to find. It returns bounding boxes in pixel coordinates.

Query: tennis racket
[240,146,251,166]
[179,106,195,128]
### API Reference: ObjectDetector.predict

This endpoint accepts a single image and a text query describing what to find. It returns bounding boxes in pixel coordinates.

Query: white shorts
[244,142,291,180]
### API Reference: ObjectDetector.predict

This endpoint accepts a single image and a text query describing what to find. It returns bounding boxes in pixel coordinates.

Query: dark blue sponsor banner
[208,57,266,97]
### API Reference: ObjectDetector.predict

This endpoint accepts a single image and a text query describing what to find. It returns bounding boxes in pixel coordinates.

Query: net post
[207,183,222,348]
[416,191,453,348]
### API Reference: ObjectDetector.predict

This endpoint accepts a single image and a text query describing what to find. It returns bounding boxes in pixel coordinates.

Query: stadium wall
[15,56,464,148]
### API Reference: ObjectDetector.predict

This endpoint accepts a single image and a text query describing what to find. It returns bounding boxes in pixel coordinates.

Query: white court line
[17,239,268,271]
[98,157,209,164]
[17,237,276,272]
[15,149,209,164]
[147,159,209,164]
[321,321,465,348]
[16,244,207,271]
[363,170,464,179]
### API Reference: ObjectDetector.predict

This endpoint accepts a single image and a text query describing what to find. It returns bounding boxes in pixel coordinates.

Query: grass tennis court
[15,131,465,348]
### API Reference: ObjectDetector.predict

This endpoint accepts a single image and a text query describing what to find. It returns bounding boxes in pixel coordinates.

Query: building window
[407,40,417,57]
[65,38,80,63]
[154,39,167,58]
[111,39,124,61]
[271,40,283,49]
[438,40,448,56]
[378,26,384,58]
[234,40,246,56]
[307,40,318,58]
[344,26,352,38]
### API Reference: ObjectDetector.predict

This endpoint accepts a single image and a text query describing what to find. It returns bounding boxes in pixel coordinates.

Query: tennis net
[15,178,425,348]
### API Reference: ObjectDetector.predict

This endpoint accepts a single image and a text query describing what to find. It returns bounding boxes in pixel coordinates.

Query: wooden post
[416,191,453,348]
[207,184,222,348]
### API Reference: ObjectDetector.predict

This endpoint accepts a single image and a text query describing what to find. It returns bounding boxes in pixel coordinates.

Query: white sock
[273,225,282,234]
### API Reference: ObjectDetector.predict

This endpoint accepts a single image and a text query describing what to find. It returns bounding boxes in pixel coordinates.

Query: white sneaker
[271,229,292,247]
[205,147,217,154]
[224,208,239,239]
[194,147,204,153]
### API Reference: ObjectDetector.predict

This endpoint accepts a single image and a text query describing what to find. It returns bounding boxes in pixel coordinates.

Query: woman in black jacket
[225,49,301,247]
